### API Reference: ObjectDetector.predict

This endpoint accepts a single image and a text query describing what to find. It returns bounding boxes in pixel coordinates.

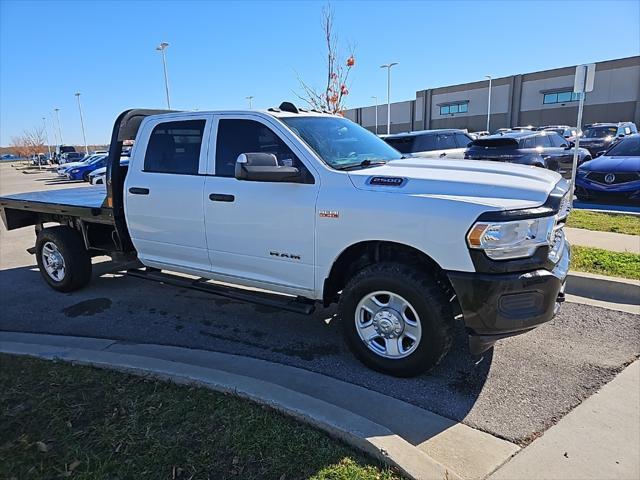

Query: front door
[203,115,318,294]
[125,115,212,272]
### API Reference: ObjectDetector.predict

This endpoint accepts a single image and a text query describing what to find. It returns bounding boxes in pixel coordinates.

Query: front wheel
[339,262,454,377]
[36,226,92,292]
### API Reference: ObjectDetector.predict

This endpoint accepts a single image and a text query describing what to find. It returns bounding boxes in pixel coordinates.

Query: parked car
[57,154,103,176]
[470,131,490,139]
[65,155,107,181]
[88,158,129,184]
[54,145,77,164]
[511,125,536,132]
[541,125,578,142]
[576,134,640,203]
[465,130,591,177]
[382,129,473,159]
[59,152,84,164]
[579,122,638,157]
[0,105,571,377]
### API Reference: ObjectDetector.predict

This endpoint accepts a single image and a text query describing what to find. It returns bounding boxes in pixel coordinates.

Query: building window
[543,91,581,105]
[440,102,468,115]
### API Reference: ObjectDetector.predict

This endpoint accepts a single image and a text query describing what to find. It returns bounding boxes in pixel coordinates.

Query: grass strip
[0,354,402,480]
[567,210,640,236]
[571,245,640,280]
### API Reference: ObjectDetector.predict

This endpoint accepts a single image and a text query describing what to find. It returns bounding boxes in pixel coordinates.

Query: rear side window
[144,120,205,174]
[215,119,301,177]
[535,135,552,148]
[384,136,417,153]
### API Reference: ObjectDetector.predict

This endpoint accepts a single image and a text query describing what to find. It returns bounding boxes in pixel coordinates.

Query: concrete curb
[566,271,639,306]
[0,332,519,480]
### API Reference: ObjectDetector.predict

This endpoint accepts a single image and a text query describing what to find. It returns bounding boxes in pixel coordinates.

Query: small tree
[23,126,46,159]
[9,135,29,160]
[297,4,355,114]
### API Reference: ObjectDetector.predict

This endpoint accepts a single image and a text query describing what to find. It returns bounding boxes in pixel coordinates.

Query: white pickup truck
[0,104,571,377]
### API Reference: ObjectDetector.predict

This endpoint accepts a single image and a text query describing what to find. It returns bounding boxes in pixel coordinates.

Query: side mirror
[596,150,605,157]
[235,153,301,182]
[565,141,575,149]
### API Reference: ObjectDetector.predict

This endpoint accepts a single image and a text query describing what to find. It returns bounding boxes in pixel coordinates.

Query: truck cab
[0,105,571,376]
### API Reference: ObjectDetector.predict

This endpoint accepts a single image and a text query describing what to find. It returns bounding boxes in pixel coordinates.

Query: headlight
[467,216,556,260]
[71,169,79,173]
[577,168,587,178]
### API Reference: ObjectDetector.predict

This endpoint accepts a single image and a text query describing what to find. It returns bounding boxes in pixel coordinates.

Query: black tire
[35,226,92,292]
[339,262,454,377]
[82,172,90,182]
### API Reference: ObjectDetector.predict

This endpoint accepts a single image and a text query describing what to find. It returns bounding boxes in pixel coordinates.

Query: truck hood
[347,159,562,210]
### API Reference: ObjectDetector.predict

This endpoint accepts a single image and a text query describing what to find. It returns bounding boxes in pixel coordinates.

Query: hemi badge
[319,210,339,218]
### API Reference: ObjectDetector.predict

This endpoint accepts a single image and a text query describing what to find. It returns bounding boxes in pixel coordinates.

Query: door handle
[439,152,447,157]
[209,193,235,202]
[129,187,150,195]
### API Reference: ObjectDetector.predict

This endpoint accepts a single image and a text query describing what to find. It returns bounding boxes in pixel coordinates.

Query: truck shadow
[0,259,492,446]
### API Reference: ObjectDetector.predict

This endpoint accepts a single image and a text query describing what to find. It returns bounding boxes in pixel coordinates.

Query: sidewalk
[490,361,640,480]
[565,227,640,254]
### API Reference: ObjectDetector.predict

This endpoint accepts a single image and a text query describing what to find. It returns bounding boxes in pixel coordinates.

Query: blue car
[576,134,640,204]
[66,155,107,181]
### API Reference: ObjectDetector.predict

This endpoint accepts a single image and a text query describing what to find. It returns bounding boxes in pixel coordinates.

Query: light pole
[485,75,492,133]
[75,92,89,155]
[54,108,63,145]
[246,96,254,109]
[371,95,379,134]
[156,42,171,109]
[42,117,52,166]
[380,62,398,135]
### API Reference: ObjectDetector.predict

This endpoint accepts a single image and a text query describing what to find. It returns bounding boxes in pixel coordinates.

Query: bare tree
[296,3,355,114]
[23,126,46,159]
[9,135,30,160]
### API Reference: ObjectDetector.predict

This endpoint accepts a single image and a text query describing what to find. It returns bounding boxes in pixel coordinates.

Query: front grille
[586,172,640,185]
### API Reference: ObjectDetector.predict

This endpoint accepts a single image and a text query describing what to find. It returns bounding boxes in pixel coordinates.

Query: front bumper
[447,241,570,355]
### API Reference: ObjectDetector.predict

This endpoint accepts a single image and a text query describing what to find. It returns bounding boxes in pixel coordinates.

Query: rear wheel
[36,226,92,292]
[339,262,454,377]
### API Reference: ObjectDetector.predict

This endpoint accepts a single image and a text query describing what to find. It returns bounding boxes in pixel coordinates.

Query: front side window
[549,134,568,147]
[413,134,437,152]
[436,133,457,150]
[144,120,205,174]
[454,133,472,148]
[215,119,302,177]
[282,116,401,170]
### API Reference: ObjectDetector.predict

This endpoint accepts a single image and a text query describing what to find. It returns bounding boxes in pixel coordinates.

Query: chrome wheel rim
[42,241,66,282]
[355,290,422,359]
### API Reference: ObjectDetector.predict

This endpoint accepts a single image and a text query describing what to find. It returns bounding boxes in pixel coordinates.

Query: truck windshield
[281,116,401,170]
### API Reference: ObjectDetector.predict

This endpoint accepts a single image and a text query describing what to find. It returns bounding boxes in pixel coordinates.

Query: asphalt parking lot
[1,163,638,446]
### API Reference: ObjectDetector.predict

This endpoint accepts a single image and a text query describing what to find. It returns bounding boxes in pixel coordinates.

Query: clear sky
[1,0,639,146]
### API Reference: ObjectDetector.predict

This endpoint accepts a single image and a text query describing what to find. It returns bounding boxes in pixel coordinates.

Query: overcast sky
[1,0,639,146]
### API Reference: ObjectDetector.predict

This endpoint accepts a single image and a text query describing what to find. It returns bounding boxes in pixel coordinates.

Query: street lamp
[156,42,171,109]
[380,62,398,135]
[75,92,89,155]
[246,96,254,109]
[371,96,379,135]
[485,75,492,133]
[53,108,63,145]
[38,117,52,168]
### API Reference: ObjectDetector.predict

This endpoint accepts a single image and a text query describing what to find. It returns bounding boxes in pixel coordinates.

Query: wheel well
[323,241,454,306]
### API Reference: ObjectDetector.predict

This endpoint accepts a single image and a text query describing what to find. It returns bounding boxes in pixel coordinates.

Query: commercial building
[345,56,640,134]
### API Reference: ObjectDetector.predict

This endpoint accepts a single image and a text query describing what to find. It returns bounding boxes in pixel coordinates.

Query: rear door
[125,115,213,272]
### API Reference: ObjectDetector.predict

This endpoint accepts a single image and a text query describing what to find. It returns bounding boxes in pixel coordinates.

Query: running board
[126,268,316,315]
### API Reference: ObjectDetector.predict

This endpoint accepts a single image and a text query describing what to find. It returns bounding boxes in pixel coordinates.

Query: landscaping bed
[0,354,400,480]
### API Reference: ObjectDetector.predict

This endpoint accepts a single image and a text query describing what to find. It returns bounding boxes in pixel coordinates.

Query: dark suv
[579,122,638,157]
[465,131,591,178]
[382,129,473,159]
